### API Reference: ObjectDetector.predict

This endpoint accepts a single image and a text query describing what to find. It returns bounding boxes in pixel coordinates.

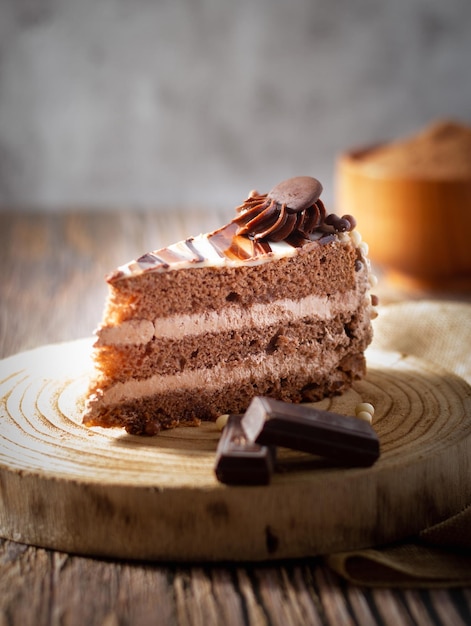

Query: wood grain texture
[5,539,469,626]
[0,535,467,626]
[1,339,470,561]
[1,211,470,626]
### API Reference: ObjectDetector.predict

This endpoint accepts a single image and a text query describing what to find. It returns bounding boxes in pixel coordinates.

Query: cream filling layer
[92,349,345,408]
[95,289,363,346]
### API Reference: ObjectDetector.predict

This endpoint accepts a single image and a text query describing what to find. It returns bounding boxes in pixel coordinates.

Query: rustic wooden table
[1,210,470,626]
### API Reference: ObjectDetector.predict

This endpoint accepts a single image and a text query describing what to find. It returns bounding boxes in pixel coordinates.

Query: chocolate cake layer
[85,266,372,434]
[84,348,367,435]
[84,176,377,436]
[102,237,360,324]
[92,304,371,385]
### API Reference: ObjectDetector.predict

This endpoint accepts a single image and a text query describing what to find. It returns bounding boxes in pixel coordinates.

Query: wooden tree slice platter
[1,339,470,562]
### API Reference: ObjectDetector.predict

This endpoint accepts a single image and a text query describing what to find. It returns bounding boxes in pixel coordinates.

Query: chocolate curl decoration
[232,176,356,242]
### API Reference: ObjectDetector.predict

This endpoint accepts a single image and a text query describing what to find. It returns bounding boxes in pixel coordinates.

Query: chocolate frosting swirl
[232,176,356,242]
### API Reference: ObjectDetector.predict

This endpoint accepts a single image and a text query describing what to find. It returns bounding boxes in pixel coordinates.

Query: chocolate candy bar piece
[214,414,276,485]
[242,397,380,467]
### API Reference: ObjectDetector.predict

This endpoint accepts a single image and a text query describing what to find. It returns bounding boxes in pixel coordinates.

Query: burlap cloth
[325,300,471,587]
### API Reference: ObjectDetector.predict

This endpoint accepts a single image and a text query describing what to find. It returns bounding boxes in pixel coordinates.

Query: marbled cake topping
[108,176,358,282]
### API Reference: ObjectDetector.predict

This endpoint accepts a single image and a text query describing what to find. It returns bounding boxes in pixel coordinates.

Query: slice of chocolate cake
[83,176,377,435]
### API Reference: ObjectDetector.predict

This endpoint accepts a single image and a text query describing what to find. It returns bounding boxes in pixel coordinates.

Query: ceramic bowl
[336,145,471,292]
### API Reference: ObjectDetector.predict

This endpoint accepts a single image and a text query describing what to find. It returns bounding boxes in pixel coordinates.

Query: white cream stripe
[114,232,299,278]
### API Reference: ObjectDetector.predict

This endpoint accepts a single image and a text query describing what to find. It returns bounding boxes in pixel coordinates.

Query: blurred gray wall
[1,0,470,211]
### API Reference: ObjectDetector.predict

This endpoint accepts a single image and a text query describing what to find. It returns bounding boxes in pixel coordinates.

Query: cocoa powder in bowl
[336,120,471,291]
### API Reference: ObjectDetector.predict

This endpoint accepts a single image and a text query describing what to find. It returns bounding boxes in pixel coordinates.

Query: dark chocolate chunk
[242,397,380,467]
[214,414,276,485]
